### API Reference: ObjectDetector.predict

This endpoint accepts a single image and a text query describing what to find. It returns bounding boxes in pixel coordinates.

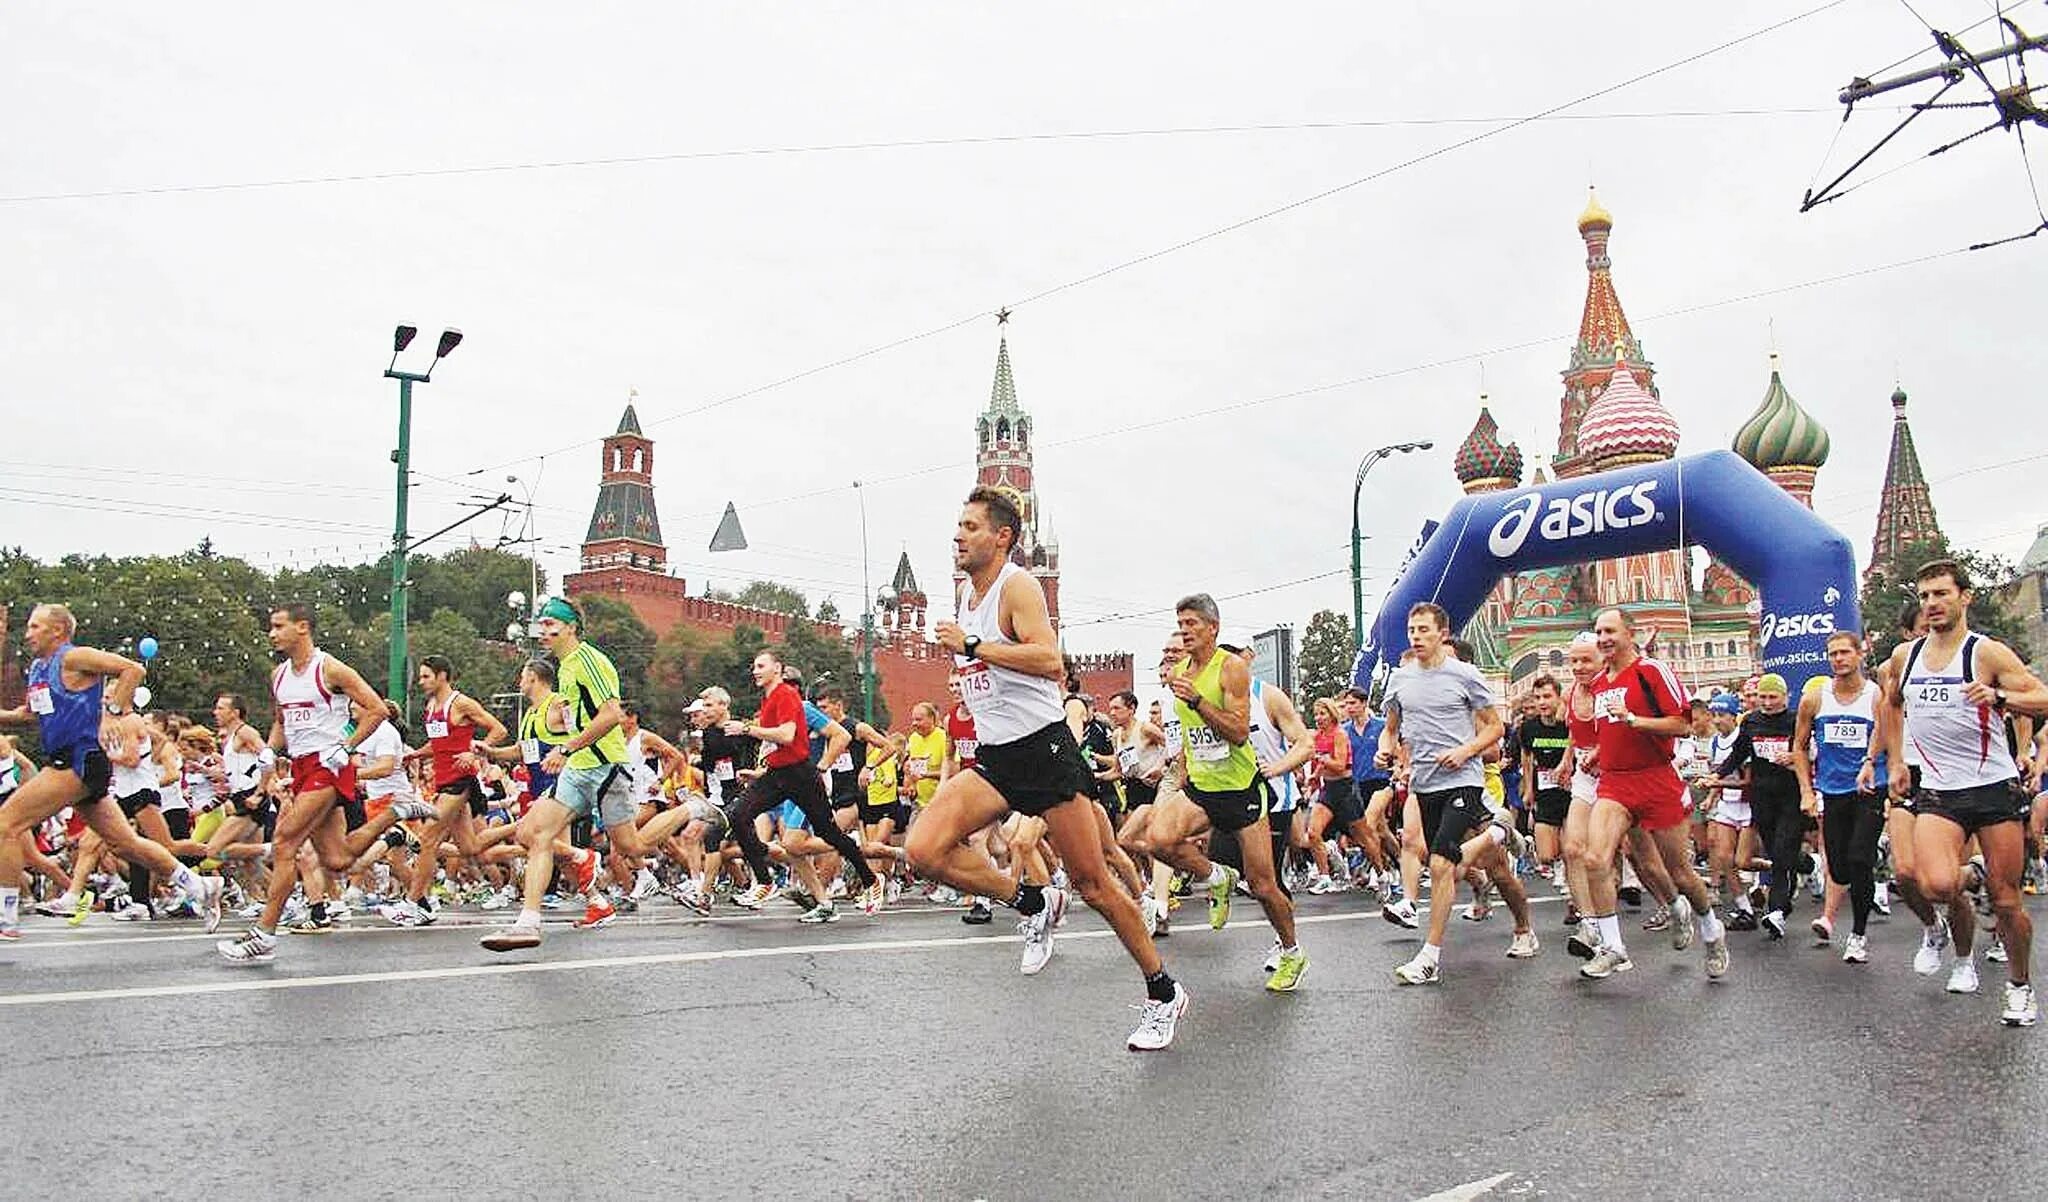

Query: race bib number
[956,663,995,705]
[1595,687,1631,721]
[1117,746,1142,774]
[955,739,978,761]
[831,752,854,773]
[1536,768,1559,790]
[26,684,53,715]
[1185,724,1230,762]
[1754,737,1791,761]
[1907,680,1962,707]
[425,720,450,740]
[715,759,735,781]
[519,738,541,763]
[1820,720,1869,749]
[281,702,318,729]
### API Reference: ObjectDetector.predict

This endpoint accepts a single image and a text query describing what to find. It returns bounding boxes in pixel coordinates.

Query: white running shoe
[216,928,276,964]
[1139,893,1162,933]
[797,902,840,924]
[1127,983,1189,1051]
[1506,930,1540,959]
[2002,982,2039,1028]
[1381,898,1419,930]
[1670,895,1696,952]
[1914,918,1951,975]
[1872,882,1892,917]
[1018,909,1055,976]
[1985,938,2008,964]
[1810,914,1833,944]
[1843,933,1870,964]
[630,869,659,902]
[378,900,433,927]
[1947,958,1981,995]
[1393,952,1441,985]
[826,878,849,901]
[1579,947,1634,980]
[479,923,543,952]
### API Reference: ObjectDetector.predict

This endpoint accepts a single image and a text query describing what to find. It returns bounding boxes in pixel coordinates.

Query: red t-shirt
[1590,656,1687,773]
[946,705,979,768]
[758,682,810,769]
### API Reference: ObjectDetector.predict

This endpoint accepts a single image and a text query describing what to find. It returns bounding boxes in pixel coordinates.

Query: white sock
[170,864,199,893]
[1595,913,1626,954]
[517,908,541,927]
[1,887,18,927]
[1200,863,1229,888]
[1698,907,1725,941]
[1486,825,1508,847]
[1418,941,1441,965]
[1735,893,1754,914]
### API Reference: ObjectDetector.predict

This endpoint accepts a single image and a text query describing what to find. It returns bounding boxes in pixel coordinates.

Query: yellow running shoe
[1208,866,1240,930]
[1266,947,1308,992]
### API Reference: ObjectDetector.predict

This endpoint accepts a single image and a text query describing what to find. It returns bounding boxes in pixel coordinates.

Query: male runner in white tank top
[1881,559,2048,1025]
[217,603,388,964]
[911,486,1187,1051]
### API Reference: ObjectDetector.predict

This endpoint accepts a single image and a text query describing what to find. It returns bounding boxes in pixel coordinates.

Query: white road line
[1414,1171,1512,1201]
[0,910,1394,1008]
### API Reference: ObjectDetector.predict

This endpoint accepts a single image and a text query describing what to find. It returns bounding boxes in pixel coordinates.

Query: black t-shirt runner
[1518,716,1572,794]
[699,726,759,809]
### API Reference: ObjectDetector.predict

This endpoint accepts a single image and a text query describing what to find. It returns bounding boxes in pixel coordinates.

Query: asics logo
[1486,481,1661,558]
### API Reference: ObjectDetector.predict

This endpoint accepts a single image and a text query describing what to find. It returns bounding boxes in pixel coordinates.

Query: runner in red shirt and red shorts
[1577,608,1731,982]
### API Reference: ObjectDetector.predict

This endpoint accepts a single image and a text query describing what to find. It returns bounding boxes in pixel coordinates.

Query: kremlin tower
[1866,384,1945,579]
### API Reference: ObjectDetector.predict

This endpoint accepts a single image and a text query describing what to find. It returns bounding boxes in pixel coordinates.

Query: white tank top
[272,650,351,759]
[1248,679,1294,810]
[626,730,658,800]
[953,561,1064,746]
[1901,634,2019,790]
[220,724,263,792]
[111,733,159,799]
[1707,731,1744,803]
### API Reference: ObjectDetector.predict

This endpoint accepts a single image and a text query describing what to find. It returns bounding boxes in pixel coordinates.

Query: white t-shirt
[355,723,417,801]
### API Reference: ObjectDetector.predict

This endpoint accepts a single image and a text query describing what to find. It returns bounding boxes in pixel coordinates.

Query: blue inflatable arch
[1353,450,1859,697]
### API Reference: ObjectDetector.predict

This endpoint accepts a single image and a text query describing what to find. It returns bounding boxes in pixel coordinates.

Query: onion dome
[1453,405,1524,493]
[1733,357,1831,471]
[1577,186,1613,234]
[1576,358,1680,468]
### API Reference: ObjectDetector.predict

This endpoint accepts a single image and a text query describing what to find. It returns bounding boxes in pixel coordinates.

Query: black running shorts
[1418,786,1489,864]
[972,719,1099,818]
[1183,776,1272,835]
[1533,787,1572,828]
[1916,780,2028,834]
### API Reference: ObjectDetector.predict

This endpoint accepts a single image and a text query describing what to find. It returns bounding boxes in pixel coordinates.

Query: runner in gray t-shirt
[1375,603,1535,983]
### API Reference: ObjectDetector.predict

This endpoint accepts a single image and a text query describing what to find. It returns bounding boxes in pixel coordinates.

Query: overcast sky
[5,1,2043,654]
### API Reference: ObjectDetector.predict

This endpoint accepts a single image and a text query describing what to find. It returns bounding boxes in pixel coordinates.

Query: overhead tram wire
[457,0,1857,478]
[2,108,1858,207]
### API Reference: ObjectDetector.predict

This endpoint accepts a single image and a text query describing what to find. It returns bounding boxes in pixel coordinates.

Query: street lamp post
[1350,440,1433,652]
[383,324,462,715]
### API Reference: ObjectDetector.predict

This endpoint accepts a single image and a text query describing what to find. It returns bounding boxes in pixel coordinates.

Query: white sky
[4,1,2043,654]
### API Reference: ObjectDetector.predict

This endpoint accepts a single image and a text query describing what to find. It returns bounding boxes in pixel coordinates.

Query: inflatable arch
[1353,450,1860,697]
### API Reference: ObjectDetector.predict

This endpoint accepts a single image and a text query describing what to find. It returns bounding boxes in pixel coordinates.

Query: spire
[889,550,921,597]
[1555,189,1651,474]
[1869,383,1945,576]
[616,401,643,435]
[988,336,1021,416]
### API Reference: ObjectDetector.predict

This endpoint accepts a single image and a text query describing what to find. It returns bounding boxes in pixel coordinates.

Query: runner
[1378,603,1536,984]
[1517,674,1574,900]
[215,603,387,962]
[1700,694,1758,930]
[1705,674,1804,941]
[1578,608,1730,981]
[1792,631,1887,963]
[379,654,512,927]
[1881,559,2047,1026]
[910,487,1186,1049]
[1339,687,1396,889]
[0,604,219,940]
[479,597,627,952]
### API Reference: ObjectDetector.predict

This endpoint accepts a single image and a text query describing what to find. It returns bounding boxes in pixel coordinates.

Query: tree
[815,597,841,624]
[1859,536,2032,665]
[733,580,809,617]
[694,623,771,715]
[643,623,720,733]
[1296,609,1355,707]
[575,595,657,707]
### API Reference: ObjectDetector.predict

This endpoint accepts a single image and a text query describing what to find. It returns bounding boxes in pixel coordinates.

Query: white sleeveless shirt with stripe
[1901,634,2019,790]
[953,561,1064,746]
[1247,678,1294,811]
[272,650,351,759]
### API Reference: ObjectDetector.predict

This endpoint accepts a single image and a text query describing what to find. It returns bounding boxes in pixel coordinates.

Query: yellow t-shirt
[865,744,899,810]
[906,728,947,807]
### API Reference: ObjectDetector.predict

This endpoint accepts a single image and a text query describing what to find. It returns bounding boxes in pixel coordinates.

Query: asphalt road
[4,885,2045,1201]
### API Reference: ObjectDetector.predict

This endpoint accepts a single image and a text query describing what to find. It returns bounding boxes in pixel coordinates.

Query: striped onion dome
[1454,405,1524,490]
[1577,358,1679,467]
[1732,358,1831,471]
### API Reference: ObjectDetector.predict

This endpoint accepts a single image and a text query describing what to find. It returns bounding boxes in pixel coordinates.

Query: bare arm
[62,644,145,714]
[1972,641,2048,718]
[322,658,387,752]
[819,721,851,774]
[456,693,509,746]
[1261,689,1316,777]
[983,571,1068,680]
[1199,655,1253,745]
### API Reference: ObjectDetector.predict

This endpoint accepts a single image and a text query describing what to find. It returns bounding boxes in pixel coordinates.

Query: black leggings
[731,764,876,891]
[1822,791,1886,936]
[1750,787,1807,917]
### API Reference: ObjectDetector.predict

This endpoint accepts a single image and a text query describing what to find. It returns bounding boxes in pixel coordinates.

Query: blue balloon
[138,637,159,661]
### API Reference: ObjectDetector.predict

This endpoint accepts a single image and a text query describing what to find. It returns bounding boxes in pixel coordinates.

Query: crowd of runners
[5,489,2047,1049]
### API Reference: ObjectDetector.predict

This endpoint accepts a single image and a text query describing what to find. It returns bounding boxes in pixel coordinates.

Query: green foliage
[1859,536,2031,665]
[707,580,810,617]
[694,624,771,717]
[575,594,656,708]
[1296,609,1355,708]
[815,597,841,623]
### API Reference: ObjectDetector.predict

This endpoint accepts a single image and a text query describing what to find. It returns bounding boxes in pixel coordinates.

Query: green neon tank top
[1174,650,1259,792]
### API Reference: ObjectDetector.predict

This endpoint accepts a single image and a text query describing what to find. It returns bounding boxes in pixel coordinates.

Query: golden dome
[1577,186,1613,233]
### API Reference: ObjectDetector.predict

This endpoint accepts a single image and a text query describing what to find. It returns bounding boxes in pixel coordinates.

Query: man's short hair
[698,686,731,706]
[1340,686,1369,702]
[754,647,783,667]
[1447,637,1475,663]
[1111,690,1140,710]
[274,602,316,635]
[1915,557,1972,592]
[815,685,847,706]
[31,603,78,638]
[1896,596,1922,634]
[1407,602,1451,631]
[1528,673,1560,694]
[420,654,455,681]
[965,486,1023,548]
[1594,606,1633,631]
[620,699,644,720]
[216,693,249,718]
[1175,593,1221,627]
[1825,630,1861,651]
[522,658,557,687]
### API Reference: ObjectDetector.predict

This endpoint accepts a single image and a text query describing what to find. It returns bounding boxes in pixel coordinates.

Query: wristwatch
[963,635,982,659]
[1994,688,2008,711]
[103,701,127,716]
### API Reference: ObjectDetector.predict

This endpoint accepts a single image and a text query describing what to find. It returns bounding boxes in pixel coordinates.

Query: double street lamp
[1350,440,1433,652]
[384,323,462,714]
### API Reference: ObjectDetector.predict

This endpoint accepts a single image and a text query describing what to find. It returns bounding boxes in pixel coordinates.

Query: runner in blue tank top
[0,603,220,939]
[1793,631,1888,962]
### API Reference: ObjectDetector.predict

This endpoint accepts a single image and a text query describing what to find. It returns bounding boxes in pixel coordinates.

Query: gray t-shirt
[1384,657,1496,794]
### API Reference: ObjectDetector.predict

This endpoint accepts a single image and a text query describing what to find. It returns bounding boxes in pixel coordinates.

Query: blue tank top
[27,643,104,755]
[1347,715,1389,784]
[1812,679,1882,796]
